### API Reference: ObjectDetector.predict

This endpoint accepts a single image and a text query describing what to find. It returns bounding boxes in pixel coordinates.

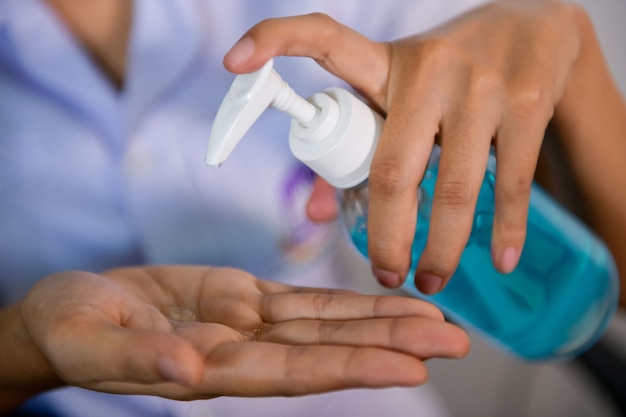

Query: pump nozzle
[205,59,318,166]
[206,59,384,189]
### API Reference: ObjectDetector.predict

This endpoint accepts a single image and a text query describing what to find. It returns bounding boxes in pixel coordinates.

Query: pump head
[205,59,384,189]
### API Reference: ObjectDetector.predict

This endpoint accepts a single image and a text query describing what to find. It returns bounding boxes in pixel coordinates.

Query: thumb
[223,13,391,110]
[306,176,338,223]
[55,323,205,388]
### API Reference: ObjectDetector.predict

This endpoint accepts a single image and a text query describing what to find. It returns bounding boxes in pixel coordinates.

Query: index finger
[367,100,439,288]
[223,13,391,111]
[367,39,445,288]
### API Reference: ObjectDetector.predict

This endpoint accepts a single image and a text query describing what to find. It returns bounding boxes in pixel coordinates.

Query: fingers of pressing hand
[491,85,552,273]
[367,103,439,288]
[415,96,497,292]
[366,40,502,289]
[223,13,389,108]
[256,316,469,360]
[490,165,542,270]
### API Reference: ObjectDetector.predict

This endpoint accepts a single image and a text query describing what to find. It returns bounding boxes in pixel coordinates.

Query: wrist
[0,303,64,412]
[553,3,624,150]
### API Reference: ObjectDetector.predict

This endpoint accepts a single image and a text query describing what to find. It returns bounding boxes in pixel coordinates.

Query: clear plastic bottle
[206,59,620,360]
[342,146,619,360]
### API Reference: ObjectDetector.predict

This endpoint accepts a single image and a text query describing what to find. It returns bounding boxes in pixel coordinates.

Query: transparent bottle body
[340,146,619,360]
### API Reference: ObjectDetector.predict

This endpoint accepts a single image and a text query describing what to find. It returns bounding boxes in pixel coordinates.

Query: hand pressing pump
[206,59,619,361]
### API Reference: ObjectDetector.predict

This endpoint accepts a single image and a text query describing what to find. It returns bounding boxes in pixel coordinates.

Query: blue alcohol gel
[205,60,619,361]
[343,147,619,360]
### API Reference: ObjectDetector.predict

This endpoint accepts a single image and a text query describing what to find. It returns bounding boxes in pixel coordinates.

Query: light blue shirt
[0,0,486,415]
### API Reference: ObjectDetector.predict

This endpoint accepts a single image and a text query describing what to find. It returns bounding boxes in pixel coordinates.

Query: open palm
[21,265,468,400]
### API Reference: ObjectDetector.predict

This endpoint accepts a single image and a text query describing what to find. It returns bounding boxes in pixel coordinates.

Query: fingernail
[224,37,255,68]
[499,246,519,274]
[157,356,191,386]
[415,273,443,295]
[372,267,402,288]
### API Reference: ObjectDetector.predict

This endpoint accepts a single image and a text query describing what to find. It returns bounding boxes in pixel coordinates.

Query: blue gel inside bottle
[343,148,619,360]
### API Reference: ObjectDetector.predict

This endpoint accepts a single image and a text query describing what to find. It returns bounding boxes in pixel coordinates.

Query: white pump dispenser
[205,59,384,189]
[205,58,620,362]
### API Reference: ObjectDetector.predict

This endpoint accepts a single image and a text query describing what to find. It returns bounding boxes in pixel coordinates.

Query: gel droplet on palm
[206,59,619,360]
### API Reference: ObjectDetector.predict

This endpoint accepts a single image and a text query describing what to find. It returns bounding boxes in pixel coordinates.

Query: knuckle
[369,159,414,201]
[311,294,334,319]
[494,220,528,247]
[496,221,527,243]
[259,294,276,321]
[494,213,529,243]
[306,12,338,27]
[469,67,504,99]
[434,179,475,210]
[500,177,533,203]
[318,321,345,343]
[509,78,553,119]
[305,13,342,47]
[251,13,341,46]
[249,16,281,35]
[418,37,461,67]
[284,346,307,382]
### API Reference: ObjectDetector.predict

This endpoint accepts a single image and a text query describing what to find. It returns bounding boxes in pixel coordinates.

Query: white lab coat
[0,0,487,415]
